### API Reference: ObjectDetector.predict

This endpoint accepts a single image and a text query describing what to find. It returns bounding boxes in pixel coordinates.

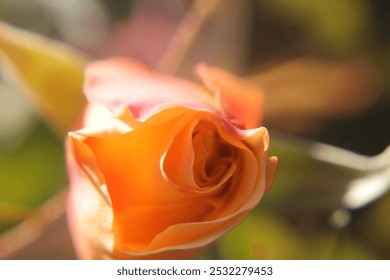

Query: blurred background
[0,0,389,259]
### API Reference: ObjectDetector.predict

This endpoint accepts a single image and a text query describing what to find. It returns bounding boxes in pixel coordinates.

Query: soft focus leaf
[330,239,377,259]
[0,81,34,149]
[218,209,377,259]
[0,121,67,232]
[0,202,32,225]
[218,211,307,259]
[0,21,87,133]
[263,0,373,54]
[354,193,390,258]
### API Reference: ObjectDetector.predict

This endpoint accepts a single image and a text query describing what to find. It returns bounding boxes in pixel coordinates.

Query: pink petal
[84,58,216,120]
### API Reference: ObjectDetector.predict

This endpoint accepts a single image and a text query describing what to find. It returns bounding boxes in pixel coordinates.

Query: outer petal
[196,63,263,129]
[66,139,114,259]
[264,156,278,194]
[84,58,216,120]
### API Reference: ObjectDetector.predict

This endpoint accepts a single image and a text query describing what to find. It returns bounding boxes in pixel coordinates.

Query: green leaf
[218,211,308,259]
[0,121,67,232]
[0,21,87,134]
[264,0,373,54]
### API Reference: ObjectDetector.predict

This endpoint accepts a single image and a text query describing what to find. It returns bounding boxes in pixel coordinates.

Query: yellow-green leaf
[218,212,308,259]
[0,21,87,134]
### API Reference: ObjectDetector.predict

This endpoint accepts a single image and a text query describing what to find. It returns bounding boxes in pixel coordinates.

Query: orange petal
[196,63,264,129]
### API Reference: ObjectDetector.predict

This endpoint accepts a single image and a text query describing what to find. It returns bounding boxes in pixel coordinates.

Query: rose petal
[195,63,263,129]
[66,140,114,259]
[84,58,216,120]
[161,114,239,194]
[120,211,248,255]
[264,156,278,195]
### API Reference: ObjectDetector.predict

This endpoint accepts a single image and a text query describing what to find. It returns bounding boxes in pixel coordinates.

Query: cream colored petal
[68,135,111,206]
[264,156,278,195]
[66,141,114,259]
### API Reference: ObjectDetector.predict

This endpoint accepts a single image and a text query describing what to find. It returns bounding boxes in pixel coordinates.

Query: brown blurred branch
[0,189,74,259]
[155,0,224,75]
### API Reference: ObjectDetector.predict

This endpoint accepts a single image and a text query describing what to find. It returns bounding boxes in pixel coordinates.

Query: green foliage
[0,21,87,134]
[263,0,373,54]
[0,120,67,232]
[218,211,308,259]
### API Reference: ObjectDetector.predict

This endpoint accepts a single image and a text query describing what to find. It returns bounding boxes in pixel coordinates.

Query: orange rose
[66,58,277,259]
